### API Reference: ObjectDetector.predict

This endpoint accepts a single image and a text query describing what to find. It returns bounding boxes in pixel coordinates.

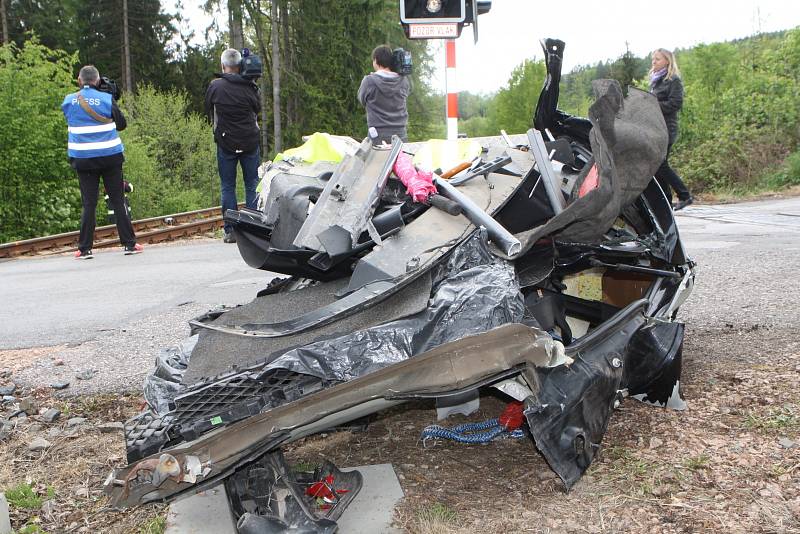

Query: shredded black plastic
[135,231,525,456]
[142,335,196,415]
[226,231,524,382]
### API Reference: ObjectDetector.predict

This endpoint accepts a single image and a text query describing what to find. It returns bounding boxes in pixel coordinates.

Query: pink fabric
[392,152,437,203]
[578,164,600,198]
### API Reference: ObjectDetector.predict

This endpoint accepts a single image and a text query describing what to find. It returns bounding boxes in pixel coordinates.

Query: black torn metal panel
[525,299,647,488]
[623,321,685,406]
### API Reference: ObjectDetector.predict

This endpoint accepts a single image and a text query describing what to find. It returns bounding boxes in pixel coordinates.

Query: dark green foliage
[768,150,800,188]
[275,0,440,147]
[171,41,227,116]
[74,0,176,92]
[6,0,82,52]
[7,0,177,92]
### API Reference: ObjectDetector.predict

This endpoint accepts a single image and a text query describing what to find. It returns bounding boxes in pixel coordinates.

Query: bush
[673,29,800,194]
[5,482,42,509]
[675,125,790,192]
[0,39,80,242]
[119,85,220,218]
[764,149,800,189]
[487,59,545,135]
[0,43,220,241]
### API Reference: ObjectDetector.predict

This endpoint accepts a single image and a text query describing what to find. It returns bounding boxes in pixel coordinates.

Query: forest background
[1,0,799,242]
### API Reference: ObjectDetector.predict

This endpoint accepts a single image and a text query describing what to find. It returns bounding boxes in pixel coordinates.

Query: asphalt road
[674,196,800,331]
[0,239,277,350]
[2,196,799,393]
[677,197,800,250]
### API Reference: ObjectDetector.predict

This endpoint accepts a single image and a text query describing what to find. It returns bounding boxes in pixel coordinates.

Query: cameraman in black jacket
[205,48,262,243]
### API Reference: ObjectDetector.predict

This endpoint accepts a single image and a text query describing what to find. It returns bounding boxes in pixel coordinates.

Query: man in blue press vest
[61,65,142,259]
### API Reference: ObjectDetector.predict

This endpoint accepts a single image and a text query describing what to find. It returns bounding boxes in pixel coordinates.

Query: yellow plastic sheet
[412,138,482,173]
[273,132,358,164]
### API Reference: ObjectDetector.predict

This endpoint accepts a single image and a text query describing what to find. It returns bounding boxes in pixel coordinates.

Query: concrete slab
[165,485,236,534]
[0,493,11,534]
[163,464,404,534]
[338,464,404,534]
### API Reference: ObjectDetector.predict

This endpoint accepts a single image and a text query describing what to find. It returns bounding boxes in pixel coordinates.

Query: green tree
[458,91,492,120]
[6,0,81,52]
[169,40,225,116]
[8,0,178,92]
[0,39,79,242]
[559,64,596,117]
[486,58,545,135]
[607,42,647,94]
[75,0,177,92]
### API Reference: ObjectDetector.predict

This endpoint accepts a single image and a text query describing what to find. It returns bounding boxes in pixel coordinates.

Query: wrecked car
[105,38,694,532]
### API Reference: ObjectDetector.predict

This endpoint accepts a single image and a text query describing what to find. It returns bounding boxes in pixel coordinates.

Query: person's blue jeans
[217,145,260,232]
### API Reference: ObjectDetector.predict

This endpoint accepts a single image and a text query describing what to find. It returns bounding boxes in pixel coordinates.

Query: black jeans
[654,143,691,203]
[76,163,136,251]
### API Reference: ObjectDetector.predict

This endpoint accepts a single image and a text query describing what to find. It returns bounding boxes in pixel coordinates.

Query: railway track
[0,204,244,258]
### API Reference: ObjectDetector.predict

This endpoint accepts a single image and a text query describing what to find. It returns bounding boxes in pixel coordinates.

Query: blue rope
[420,418,526,444]
[450,418,500,433]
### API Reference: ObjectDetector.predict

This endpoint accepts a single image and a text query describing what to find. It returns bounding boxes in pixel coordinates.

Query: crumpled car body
[105,38,694,530]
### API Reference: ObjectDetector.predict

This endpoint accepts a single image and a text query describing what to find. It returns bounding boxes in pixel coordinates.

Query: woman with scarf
[650,48,693,210]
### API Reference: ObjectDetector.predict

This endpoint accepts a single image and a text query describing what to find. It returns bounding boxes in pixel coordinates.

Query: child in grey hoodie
[358,45,411,144]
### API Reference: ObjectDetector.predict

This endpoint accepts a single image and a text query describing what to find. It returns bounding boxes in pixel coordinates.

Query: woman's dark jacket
[651,75,683,146]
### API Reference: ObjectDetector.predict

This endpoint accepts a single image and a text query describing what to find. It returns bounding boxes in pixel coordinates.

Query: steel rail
[0,204,243,258]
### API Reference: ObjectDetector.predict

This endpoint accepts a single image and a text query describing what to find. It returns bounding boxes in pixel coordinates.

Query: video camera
[96,76,121,101]
[392,48,413,76]
[240,48,263,80]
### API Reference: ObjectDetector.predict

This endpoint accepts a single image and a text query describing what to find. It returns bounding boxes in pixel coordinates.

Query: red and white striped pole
[445,39,458,140]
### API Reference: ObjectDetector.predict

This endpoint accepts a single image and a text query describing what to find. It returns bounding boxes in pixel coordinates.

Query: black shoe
[74,249,93,260]
[124,243,144,255]
[674,197,694,211]
[223,231,237,244]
